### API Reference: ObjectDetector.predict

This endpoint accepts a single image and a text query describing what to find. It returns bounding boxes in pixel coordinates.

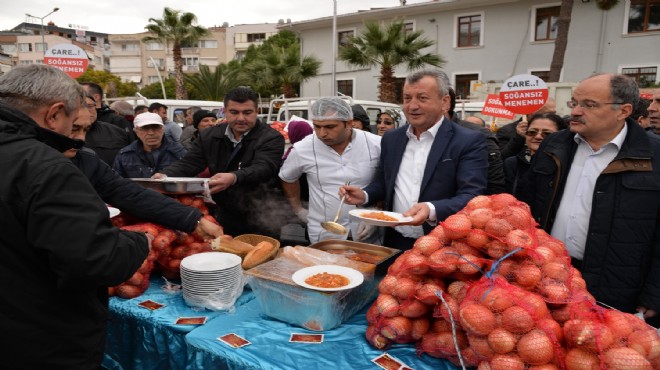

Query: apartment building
[280,0,659,102]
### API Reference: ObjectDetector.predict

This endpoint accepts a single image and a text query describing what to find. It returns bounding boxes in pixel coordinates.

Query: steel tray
[130,177,207,194]
[307,239,401,276]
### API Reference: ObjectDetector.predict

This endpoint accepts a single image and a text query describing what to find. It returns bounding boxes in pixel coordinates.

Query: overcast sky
[1,0,428,35]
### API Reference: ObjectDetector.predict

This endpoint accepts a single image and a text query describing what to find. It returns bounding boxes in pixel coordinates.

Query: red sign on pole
[481,94,516,120]
[43,43,89,79]
[499,74,549,115]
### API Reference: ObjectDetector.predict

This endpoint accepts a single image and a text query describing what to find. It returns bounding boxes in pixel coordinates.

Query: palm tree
[339,21,445,103]
[144,7,209,99]
[240,30,321,98]
[549,0,619,82]
[184,64,240,101]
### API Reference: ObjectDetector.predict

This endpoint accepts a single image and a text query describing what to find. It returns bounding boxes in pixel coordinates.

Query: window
[20,60,33,65]
[627,0,660,33]
[338,30,354,51]
[147,58,165,68]
[535,6,560,41]
[182,57,199,66]
[457,15,481,47]
[622,66,658,87]
[1,44,17,53]
[145,42,163,51]
[35,43,48,52]
[531,70,551,82]
[121,43,140,52]
[403,21,414,35]
[200,40,218,48]
[148,76,160,84]
[180,41,198,48]
[247,33,266,43]
[337,80,353,97]
[455,74,479,99]
[18,43,32,52]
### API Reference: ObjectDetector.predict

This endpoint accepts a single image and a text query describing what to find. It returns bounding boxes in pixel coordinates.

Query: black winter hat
[193,110,216,129]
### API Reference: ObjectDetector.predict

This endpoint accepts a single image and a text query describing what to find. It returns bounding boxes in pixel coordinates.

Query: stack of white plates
[180,252,244,310]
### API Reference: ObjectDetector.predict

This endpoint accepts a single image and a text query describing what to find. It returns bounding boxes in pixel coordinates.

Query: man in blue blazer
[341,69,488,249]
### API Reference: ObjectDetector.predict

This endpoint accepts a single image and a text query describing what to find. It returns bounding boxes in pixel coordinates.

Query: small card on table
[289,333,324,343]
[137,300,165,311]
[372,353,412,370]
[218,333,251,348]
[174,316,207,325]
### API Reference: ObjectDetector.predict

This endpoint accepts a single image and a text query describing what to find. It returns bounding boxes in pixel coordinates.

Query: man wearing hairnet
[279,97,382,243]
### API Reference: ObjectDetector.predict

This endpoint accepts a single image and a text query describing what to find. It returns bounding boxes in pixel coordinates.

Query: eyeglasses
[376,119,394,125]
[525,130,554,138]
[566,100,623,110]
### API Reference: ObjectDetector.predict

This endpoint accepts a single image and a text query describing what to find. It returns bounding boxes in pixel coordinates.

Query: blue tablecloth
[185,299,457,370]
[103,276,254,370]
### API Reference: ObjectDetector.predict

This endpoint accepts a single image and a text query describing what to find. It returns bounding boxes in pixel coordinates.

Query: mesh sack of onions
[563,299,660,369]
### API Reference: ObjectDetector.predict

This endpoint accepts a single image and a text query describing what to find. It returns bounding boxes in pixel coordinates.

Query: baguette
[242,241,279,269]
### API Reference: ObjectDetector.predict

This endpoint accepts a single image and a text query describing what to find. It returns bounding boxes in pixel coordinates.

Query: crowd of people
[1,63,659,367]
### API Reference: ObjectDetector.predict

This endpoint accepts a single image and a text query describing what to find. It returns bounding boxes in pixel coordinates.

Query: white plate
[291,265,364,292]
[348,209,413,226]
[181,252,242,272]
[108,206,120,218]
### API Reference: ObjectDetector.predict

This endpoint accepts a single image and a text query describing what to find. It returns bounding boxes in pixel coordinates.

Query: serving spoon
[321,193,348,235]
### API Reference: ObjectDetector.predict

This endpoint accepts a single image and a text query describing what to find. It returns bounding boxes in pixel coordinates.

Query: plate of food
[348,209,413,226]
[292,265,364,292]
[107,206,121,218]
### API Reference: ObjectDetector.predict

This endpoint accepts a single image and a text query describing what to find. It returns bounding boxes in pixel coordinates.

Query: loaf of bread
[242,241,279,270]
[211,235,255,257]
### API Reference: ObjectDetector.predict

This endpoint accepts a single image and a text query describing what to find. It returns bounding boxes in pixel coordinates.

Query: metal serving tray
[130,177,207,194]
[307,239,401,276]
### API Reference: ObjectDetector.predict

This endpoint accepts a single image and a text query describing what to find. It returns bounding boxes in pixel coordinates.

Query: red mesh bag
[564,300,660,369]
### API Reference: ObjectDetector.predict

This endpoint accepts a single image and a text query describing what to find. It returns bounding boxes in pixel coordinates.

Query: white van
[107,93,225,126]
[266,96,403,132]
[454,100,517,129]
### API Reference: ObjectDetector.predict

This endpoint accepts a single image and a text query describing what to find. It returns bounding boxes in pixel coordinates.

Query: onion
[126,271,144,286]
[469,208,494,229]
[565,348,600,370]
[413,235,442,256]
[602,347,652,370]
[490,193,518,210]
[564,319,614,352]
[391,276,419,300]
[466,228,491,249]
[628,329,660,360]
[486,239,508,259]
[505,229,535,250]
[436,295,460,325]
[481,285,514,313]
[457,254,485,275]
[399,299,429,318]
[380,316,413,343]
[410,317,430,340]
[484,218,514,238]
[530,246,556,266]
[487,327,518,354]
[459,303,497,336]
[442,213,472,239]
[550,304,571,324]
[365,325,390,350]
[366,303,380,324]
[536,318,563,343]
[501,305,535,334]
[446,280,468,301]
[468,335,496,359]
[377,275,399,295]
[466,195,492,210]
[375,294,400,317]
[399,251,429,276]
[517,329,555,365]
[514,262,542,289]
[416,283,442,305]
[541,261,570,281]
[428,224,450,244]
[115,284,143,299]
[489,353,525,370]
[428,248,458,275]
[538,278,570,303]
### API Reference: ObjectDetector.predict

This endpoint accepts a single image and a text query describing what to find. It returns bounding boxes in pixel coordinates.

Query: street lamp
[331,0,337,96]
[26,7,59,55]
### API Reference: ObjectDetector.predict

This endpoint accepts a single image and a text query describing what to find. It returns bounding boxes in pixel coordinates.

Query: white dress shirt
[551,125,627,259]
[392,119,442,239]
[279,129,381,242]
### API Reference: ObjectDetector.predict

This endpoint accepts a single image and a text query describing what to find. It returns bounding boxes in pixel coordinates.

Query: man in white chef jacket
[279,97,381,243]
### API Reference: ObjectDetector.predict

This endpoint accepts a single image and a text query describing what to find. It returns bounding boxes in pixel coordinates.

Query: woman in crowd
[376,109,402,136]
[504,112,567,201]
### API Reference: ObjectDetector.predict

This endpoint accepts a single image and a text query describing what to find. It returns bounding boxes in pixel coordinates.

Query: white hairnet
[309,97,353,121]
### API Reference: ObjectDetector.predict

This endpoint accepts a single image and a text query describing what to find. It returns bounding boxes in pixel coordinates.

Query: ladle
[321,193,348,235]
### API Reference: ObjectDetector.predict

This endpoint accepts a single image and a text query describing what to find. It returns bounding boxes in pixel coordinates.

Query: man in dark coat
[0,65,149,369]
[526,74,660,326]
[157,87,286,237]
[83,94,132,165]
[341,69,488,249]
